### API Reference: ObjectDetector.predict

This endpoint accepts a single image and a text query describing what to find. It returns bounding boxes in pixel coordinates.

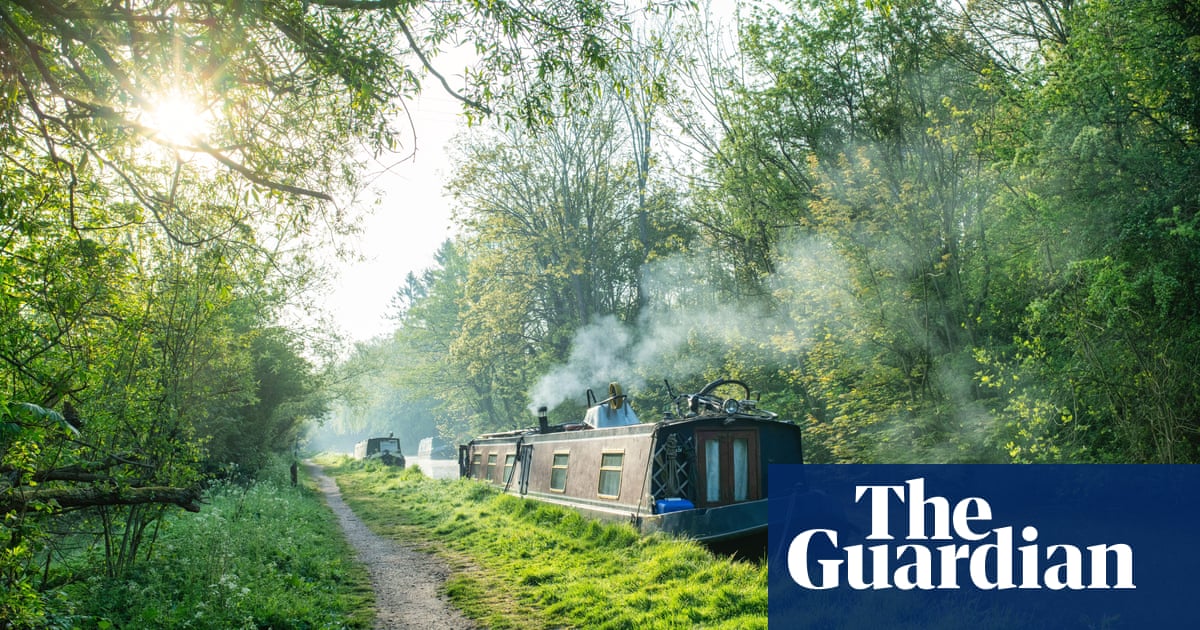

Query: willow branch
[395,17,492,115]
[193,140,335,201]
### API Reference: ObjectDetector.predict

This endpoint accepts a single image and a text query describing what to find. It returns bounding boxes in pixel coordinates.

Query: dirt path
[304,462,477,630]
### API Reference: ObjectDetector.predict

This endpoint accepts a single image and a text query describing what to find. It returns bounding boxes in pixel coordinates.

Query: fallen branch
[1,485,203,514]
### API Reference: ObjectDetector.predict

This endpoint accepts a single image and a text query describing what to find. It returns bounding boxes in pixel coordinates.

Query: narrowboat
[417,436,456,459]
[354,435,406,466]
[458,378,804,542]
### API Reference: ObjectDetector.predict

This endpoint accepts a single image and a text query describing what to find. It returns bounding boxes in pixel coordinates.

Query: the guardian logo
[787,478,1135,591]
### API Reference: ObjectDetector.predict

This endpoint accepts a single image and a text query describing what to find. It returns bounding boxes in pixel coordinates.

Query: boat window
[503,453,516,483]
[486,453,498,481]
[471,453,482,478]
[705,440,721,503]
[598,451,624,499]
[733,438,749,501]
[550,452,570,492]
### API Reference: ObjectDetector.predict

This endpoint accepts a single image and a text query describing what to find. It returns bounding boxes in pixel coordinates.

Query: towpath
[304,462,477,630]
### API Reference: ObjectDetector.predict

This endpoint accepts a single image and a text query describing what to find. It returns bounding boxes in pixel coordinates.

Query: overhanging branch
[394,17,492,116]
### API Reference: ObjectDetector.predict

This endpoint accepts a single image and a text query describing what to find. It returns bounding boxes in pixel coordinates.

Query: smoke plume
[527,236,853,413]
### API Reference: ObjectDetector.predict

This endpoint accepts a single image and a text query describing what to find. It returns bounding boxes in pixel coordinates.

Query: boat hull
[641,498,768,542]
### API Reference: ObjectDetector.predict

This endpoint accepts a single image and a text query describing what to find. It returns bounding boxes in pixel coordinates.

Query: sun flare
[143,91,210,146]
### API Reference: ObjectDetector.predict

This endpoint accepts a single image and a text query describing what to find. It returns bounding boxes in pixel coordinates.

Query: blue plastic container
[655,498,695,514]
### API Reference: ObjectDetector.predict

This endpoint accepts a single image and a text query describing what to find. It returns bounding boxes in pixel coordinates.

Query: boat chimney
[537,406,549,433]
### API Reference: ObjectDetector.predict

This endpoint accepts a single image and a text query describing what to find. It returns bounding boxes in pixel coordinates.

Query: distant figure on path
[290,461,299,487]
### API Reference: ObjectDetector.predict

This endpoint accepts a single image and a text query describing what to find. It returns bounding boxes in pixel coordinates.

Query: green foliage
[447,112,649,429]
[1,0,635,224]
[0,226,332,614]
[1,0,644,623]
[341,0,1200,469]
[653,0,1200,464]
[325,456,767,629]
[58,459,373,629]
[977,0,1200,462]
[206,327,328,471]
[1,400,66,628]
[702,0,1004,462]
[336,87,695,441]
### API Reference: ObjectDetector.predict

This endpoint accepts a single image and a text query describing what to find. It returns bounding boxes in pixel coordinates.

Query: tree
[446,112,639,428]
[667,1,812,291]
[1,0,632,211]
[609,19,680,307]
[980,0,1200,463]
[205,326,329,472]
[3,0,640,620]
[318,240,519,449]
[389,241,494,440]
[678,0,1001,461]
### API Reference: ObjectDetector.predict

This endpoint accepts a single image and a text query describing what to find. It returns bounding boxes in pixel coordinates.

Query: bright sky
[324,89,466,343]
[322,1,742,344]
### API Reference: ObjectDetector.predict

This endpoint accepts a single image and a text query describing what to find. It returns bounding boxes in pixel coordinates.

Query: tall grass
[322,456,766,629]
[58,459,373,629]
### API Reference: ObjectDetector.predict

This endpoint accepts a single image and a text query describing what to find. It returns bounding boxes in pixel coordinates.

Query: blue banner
[767,465,1200,629]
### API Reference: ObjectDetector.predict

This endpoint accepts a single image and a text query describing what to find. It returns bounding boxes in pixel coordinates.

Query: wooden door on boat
[694,429,761,507]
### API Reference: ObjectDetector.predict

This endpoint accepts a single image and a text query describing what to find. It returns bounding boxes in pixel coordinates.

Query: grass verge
[59,458,374,629]
[319,454,766,629]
